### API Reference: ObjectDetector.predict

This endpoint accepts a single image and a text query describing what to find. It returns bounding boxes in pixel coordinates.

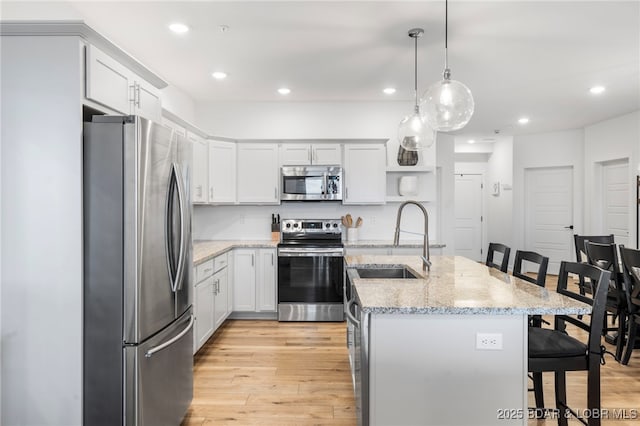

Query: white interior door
[525,167,574,275]
[454,174,483,261]
[602,159,629,246]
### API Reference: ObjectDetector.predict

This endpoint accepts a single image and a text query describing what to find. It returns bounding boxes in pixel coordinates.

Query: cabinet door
[343,144,386,204]
[233,249,256,311]
[280,144,311,165]
[85,44,131,114]
[194,277,215,353]
[134,79,162,121]
[209,140,237,203]
[312,144,342,165]
[213,267,228,329]
[190,134,209,204]
[256,249,277,312]
[237,144,279,204]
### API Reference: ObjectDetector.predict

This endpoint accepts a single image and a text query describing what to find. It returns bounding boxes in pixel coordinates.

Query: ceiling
[3,1,639,138]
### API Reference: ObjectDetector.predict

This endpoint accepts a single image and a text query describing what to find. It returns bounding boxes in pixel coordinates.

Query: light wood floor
[183,320,356,425]
[183,312,640,425]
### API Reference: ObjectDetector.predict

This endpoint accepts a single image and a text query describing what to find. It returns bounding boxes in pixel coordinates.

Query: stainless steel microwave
[280,166,343,201]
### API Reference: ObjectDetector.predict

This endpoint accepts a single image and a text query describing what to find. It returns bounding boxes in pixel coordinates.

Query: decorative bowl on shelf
[398,176,418,196]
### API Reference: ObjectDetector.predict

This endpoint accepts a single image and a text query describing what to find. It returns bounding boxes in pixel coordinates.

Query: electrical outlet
[476,333,503,350]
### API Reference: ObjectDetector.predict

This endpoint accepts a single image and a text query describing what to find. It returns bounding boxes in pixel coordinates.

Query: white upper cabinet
[280,143,342,166]
[189,133,209,204]
[85,45,130,114]
[343,144,387,204]
[312,144,342,165]
[237,143,280,204]
[208,140,237,204]
[85,44,161,121]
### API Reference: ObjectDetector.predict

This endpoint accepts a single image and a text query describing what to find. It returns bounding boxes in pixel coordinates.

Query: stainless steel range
[277,219,344,321]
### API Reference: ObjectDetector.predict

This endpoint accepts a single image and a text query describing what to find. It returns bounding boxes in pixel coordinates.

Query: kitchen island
[344,255,591,426]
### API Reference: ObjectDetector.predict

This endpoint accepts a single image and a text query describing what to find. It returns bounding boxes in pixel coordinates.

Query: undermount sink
[354,267,418,279]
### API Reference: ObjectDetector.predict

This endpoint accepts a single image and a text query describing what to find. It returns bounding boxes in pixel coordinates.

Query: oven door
[277,247,344,320]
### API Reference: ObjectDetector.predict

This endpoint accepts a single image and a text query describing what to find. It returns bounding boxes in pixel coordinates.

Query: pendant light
[398,28,435,151]
[421,0,474,132]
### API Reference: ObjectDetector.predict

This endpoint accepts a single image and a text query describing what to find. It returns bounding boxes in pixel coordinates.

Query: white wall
[513,129,584,255]
[584,110,640,245]
[194,101,451,245]
[486,137,514,254]
[437,134,455,255]
[1,36,83,426]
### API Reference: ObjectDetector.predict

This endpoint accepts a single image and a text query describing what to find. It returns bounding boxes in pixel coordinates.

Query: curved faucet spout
[393,200,430,271]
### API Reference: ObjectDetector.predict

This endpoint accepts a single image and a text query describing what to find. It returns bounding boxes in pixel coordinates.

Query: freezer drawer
[124,308,194,426]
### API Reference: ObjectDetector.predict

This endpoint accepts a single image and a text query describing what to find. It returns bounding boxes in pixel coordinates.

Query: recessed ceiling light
[168,23,189,34]
[211,71,227,80]
[278,88,291,95]
[383,87,396,95]
[467,139,476,144]
[589,85,606,95]
[518,117,530,125]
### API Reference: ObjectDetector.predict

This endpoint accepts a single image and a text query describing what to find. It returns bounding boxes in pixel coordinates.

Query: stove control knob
[333,223,338,228]
[285,223,291,228]
[325,223,331,228]
[293,223,299,228]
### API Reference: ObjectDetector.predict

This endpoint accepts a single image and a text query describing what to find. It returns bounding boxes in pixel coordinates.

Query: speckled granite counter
[343,240,446,249]
[193,240,277,265]
[345,255,591,315]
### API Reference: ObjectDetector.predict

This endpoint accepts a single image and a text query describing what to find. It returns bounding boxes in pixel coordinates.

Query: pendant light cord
[414,34,419,109]
[444,0,450,78]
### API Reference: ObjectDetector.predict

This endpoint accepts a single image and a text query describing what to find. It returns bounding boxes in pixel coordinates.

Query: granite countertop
[345,255,591,316]
[344,240,446,248]
[193,240,278,265]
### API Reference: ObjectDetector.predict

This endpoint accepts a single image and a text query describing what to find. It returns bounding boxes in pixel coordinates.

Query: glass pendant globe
[421,78,474,132]
[398,110,435,151]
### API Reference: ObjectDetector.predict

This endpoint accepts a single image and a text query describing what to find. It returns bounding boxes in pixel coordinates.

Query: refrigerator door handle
[145,314,194,358]
[165,164,178,291]
[173,163,187,291]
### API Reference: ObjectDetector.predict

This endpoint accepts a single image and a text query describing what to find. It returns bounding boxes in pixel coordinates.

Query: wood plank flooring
[183,302,640,425]
[183,320,356,425]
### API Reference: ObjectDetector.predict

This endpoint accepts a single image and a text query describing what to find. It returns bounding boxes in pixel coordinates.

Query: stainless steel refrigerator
[83,115,193,426]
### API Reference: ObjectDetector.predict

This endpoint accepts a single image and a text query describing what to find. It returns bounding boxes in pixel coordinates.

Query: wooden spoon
[355,217,363,228]
[346,214,353,227]
[341,216,349,228]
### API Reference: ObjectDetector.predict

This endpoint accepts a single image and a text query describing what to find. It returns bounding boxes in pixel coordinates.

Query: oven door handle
[278,248,344,257]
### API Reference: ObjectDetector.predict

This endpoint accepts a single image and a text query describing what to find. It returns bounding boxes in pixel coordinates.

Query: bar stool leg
[555,371,568,426]
[532,372,544,416]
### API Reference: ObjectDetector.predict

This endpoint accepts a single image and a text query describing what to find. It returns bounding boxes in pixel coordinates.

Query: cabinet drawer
[213,252,228,272]
[195,259,215,283]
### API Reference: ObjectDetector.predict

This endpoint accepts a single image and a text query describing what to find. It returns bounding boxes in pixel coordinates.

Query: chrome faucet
[393,200,431,271]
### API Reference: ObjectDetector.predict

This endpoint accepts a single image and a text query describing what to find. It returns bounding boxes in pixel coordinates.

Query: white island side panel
[369,314,527,426]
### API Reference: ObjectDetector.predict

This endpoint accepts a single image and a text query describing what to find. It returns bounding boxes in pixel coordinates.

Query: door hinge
[481,183,483,189]
[481,216,483,222]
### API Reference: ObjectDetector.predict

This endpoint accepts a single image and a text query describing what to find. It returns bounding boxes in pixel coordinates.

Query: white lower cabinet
[233,248,277,312]
[256,249,277,311]
[193,252,231,354]
[213,266,229,329]
[194,275,215,353]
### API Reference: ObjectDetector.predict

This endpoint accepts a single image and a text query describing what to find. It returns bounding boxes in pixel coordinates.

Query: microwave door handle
[322,172,327,195]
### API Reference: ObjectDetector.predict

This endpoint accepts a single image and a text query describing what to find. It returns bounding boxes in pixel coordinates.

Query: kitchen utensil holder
[347,227,358,242]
